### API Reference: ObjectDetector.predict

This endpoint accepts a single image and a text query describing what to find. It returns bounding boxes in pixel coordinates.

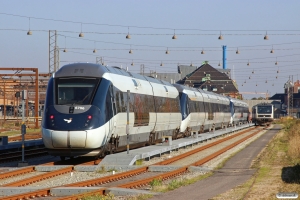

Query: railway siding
[0,124,264,199]
[54,127,264,199]
[100,123,254,166]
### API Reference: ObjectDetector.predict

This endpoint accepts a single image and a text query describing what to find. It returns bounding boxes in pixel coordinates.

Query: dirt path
[149,125,280,200]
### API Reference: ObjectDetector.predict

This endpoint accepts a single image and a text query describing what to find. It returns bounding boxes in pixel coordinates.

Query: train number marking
[75,106,85,110]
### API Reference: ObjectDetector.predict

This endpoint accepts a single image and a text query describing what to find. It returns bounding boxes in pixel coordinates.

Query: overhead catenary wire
[1,12,300,95]
[3,12,300,32]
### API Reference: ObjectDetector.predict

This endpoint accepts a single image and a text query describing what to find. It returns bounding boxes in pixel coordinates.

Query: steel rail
[64,166,148,187]
[0,166,35,179]
[0,188,51,200]
[50,127,260,189]
[1,126,259,200]
[56,128,262,200]
[8,132,41,142]
[155,126,257,165]
[0,147,46,158]
[116,129,262,189]
[0,148,48,163]
[193,129,261,166]
[3,166,74,187]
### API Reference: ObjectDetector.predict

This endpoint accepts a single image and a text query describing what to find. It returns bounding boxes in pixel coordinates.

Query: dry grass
[288,134,300,160]
[0,128,40,136]
[0,121,40,136]
[286,120,300,164]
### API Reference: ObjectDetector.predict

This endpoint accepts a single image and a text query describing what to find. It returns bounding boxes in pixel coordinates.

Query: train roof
[54,63,173,87]
[229,97,249,107]
[173,83,230,103]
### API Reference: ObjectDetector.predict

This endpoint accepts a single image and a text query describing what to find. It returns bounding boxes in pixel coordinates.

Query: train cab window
[55,78,100,105]
[257,106,272,113]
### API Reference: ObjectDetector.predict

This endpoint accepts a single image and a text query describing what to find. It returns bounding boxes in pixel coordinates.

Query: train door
[107,85,116,137]
[229,100,234,125]
[197,90,206,131]
[191,92,201,128]
[178,92,190,133]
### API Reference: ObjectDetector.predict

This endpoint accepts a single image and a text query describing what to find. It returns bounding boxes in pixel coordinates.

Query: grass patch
[96,166,117,174]
[256,166,270,181]
[106,168,117,173]
[149,178,163,188]
[0,128,40,136]
[135,159,143,165]
[150,172,213,193]
[96,166,106,173]
[126,194,154,200]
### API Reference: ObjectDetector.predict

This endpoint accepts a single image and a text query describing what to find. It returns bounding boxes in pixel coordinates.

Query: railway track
[0,148,48,164]
[8,132,41,142]
[0,157,102,180]
[0,126,265,200]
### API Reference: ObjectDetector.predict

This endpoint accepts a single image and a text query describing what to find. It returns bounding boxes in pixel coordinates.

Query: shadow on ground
[282,164,300,183]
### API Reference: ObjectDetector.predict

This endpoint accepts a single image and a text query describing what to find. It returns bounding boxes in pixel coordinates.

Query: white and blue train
[42,63,249,159]
[252,103,274,126]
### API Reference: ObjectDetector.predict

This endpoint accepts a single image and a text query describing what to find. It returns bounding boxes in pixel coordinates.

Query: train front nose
[42,104,104,157]
[51,130,87,148]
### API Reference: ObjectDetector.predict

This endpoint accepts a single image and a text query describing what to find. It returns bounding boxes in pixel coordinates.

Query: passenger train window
[55,78,100,105]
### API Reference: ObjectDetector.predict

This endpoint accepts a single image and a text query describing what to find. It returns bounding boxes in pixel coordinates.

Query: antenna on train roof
[121,65,123,69]
[126,66,128,72]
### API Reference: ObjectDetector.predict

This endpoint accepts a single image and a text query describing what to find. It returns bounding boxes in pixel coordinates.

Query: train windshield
[55,78,100,105]
[257,106,272,113]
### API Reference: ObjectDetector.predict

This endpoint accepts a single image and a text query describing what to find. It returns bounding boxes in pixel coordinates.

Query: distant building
[176,63,240,98]
[141,62,241,98]
[269,79,300,116]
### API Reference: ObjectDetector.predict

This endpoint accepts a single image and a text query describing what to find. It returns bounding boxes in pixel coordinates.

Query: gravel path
[148,125,280,200]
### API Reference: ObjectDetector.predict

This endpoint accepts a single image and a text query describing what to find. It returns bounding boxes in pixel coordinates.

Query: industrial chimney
[222,45,227,69]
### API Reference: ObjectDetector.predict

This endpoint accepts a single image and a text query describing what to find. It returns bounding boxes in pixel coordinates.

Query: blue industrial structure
[222,45,227,70]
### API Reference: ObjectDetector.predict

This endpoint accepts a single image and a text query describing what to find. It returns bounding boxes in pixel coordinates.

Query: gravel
[0,125,268,199]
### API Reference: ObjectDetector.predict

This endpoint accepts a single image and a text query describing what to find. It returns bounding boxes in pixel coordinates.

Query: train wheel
[60,156,66,161]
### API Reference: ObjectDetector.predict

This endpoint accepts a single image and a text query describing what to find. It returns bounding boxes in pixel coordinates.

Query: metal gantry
[140,64,145,75]
[288,76,294,116]
[285,77,294,116]
[0,68,50,128]
[49,30,59,74]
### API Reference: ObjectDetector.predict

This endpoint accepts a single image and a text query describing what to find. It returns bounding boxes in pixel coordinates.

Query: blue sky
[1,0,300,99]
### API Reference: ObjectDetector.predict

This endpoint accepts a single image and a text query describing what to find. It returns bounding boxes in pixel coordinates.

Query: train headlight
[85,115,93,127]
[50,114,55,126]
